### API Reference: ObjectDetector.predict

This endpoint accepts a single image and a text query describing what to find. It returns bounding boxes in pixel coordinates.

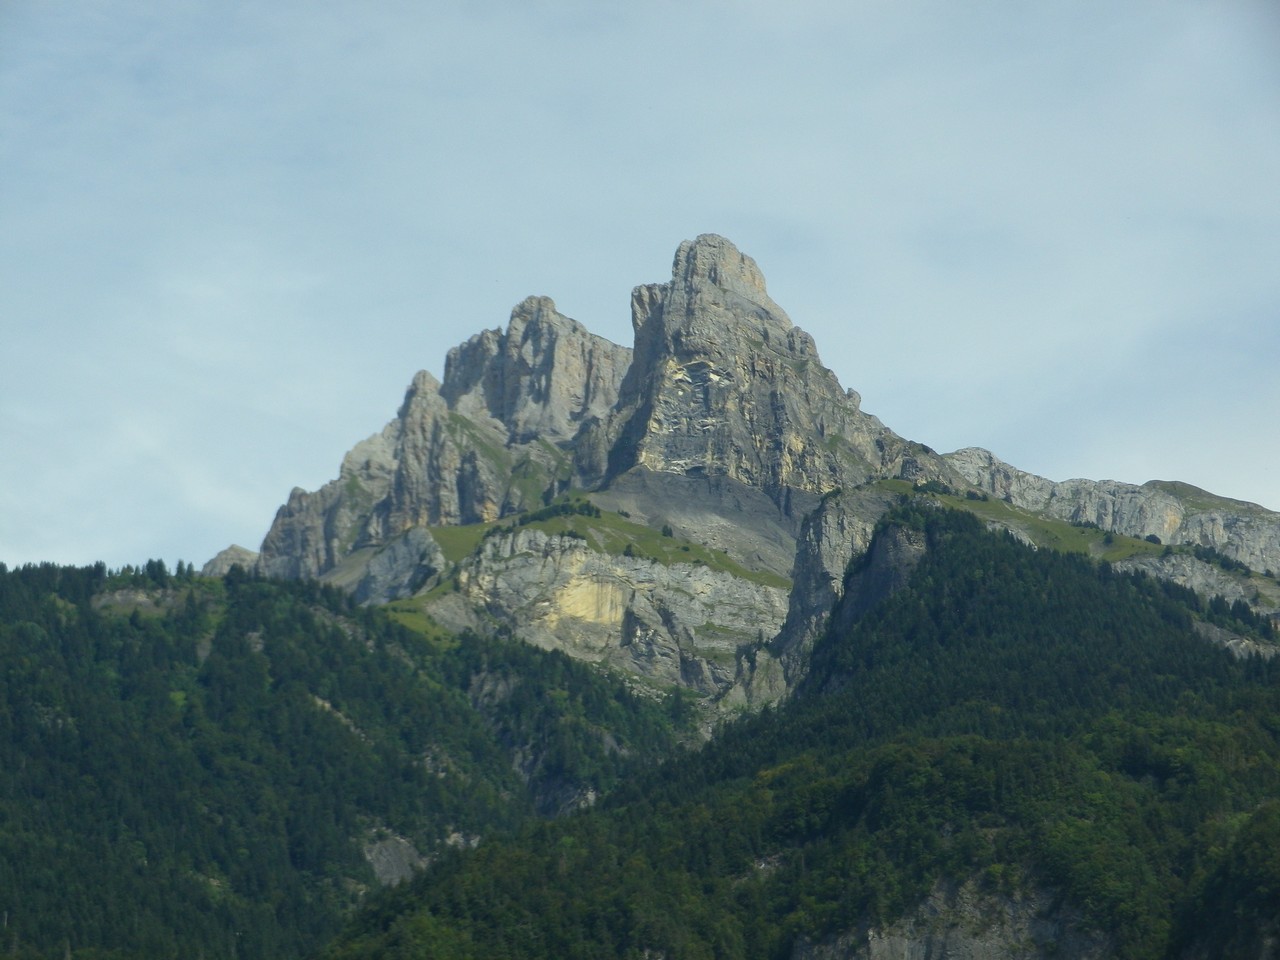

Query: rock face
[773,486,897,688]
[792,876,1110,960]
[362,834,426,887]
[222,234,1280,708]
[443,295,630,444]
[426,527,790,699]
[256,298,631,584]
[947,447,1280,572]
[201,544,260,578]
[575,235,933,502]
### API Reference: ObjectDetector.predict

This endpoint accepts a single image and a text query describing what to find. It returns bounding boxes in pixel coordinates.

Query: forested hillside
[321,506,1280,960]
[0,562,686,959]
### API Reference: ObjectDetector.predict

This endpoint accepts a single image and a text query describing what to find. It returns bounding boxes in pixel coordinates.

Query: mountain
[211,235,1280,712]
[10,237,1280,960]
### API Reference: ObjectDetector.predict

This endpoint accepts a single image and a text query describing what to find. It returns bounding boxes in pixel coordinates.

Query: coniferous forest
[323,507,1280,960]
[2,506,1280,958]
[0,561,684,959]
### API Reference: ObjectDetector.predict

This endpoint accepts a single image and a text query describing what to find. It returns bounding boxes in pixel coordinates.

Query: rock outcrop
[575,235,938,502]
[772,486,898,687]
[947,447,1280,573]
[256,299,631,584]
[362,834,427,887]
[201,544,260,578]
[792,876,1110,960]
[443,295,631,444]
[425,527,790,701]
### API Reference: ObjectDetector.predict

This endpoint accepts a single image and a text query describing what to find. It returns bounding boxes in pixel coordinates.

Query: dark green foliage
[0,564,684,960]
[437,629,687,812]
[517,499,601,526]
[1173,801,1280,956]
[9,507,1280,960]
[911,479,954,496]
[1191,543,1251,574]
[484,499,604,541]
[322,506,1280,960]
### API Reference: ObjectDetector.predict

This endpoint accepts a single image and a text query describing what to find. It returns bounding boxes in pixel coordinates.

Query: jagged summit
[254,294,631,583]
[441,295,630,444]
[670,234,778,311]
[576,233,929,500]
[628,234,792,372]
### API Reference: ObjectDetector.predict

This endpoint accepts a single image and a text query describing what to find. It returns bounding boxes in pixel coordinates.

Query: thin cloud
[2,0,1277,568]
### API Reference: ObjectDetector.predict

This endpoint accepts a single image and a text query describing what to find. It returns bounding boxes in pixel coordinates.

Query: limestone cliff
[575,235,941,502]
[792,876,1109,960]
[947,446,1280,574]
[771,486,897,688]
[424,526,789,703]
[442,295,630,444]
[256,298,631,585]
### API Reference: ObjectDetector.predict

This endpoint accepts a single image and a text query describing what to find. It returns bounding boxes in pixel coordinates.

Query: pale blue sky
[3,1,1278,568]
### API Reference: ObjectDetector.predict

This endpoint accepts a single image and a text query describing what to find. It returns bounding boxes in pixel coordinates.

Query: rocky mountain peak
[579,235,911,500]
[397,369,443,418]
[630,234,793,364]
[256,298,631,583]
[440,296,630,444]
[672,233,773,306]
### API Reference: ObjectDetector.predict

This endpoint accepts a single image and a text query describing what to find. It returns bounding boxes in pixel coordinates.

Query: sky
[2,1,1278,570]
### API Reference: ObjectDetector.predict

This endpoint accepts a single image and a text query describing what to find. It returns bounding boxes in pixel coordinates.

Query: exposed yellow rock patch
[542,574,630,630]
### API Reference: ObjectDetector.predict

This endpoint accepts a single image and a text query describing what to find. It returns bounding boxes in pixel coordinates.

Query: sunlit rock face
[257,299,632,582]
[947,446,1280,572]
[424,526,790,700]
[575,234,931,502]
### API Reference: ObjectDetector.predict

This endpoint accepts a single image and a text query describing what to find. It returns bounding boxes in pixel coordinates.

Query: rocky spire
[441,296,631,444]
[670,233,778,311]
[577,234,902,501]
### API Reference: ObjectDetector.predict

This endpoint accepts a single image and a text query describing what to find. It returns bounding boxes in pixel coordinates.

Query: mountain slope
[206,236,957,709]
[0,561,686,959]
[319,506,1280,960]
